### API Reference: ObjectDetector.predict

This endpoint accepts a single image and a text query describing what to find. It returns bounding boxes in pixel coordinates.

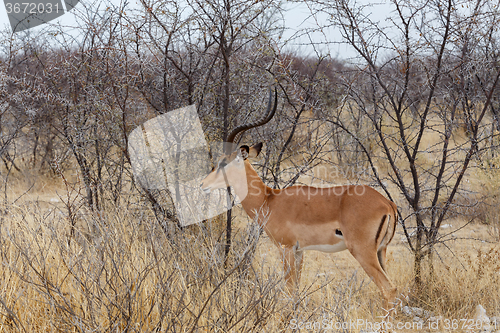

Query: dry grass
[0,193,498,332]
[0,202,284,332]
[0,146,499,332]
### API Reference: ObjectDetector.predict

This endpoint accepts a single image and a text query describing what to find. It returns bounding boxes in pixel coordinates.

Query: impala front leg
[282,243,304,294]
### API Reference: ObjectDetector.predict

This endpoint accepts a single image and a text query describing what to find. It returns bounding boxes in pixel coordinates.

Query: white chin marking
[202,188,211,194]
[301,241,347,253]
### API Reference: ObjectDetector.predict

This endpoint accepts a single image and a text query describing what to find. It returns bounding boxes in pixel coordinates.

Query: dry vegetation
[0,150,498,332]
[1,0,500,331]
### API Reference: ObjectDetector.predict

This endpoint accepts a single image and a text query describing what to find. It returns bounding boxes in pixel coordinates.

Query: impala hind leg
[349,248,397,314]
[377,246,388,272]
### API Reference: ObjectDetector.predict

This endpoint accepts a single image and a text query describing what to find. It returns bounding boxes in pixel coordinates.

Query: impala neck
[232,161,270,223]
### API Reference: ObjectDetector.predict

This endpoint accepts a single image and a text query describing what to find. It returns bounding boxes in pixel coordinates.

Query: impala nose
[200,183,210,194]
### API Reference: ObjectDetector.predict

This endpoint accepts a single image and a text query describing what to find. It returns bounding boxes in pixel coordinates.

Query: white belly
[300,241,347,253]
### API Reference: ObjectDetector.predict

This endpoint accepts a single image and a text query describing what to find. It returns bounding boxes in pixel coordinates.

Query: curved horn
[225,87,278,151]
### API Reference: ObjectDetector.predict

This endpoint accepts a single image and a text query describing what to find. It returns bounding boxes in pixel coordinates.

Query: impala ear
[248,142,263,158]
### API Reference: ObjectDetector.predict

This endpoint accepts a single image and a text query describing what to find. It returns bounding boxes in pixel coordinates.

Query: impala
[200,89,398,310]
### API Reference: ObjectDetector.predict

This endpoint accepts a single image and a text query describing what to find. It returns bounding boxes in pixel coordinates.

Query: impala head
[200,143,262,193]
[200,88,277,194]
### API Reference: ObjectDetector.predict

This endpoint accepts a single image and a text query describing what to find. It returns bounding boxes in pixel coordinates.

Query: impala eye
[219,159,227,169]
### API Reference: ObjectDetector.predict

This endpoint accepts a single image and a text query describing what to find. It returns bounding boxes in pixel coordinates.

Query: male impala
[200,90,398,310]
